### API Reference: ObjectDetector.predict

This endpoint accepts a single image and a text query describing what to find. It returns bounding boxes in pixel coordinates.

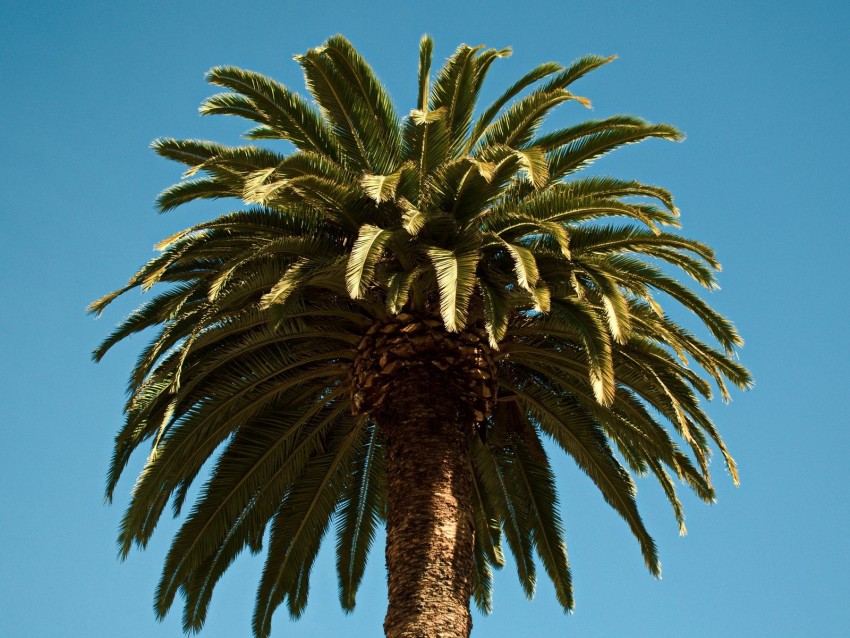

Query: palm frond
[472,438,537,598]
[336,423,385,612]
[203,66,338,159]
[502,405,573,611]
[253,413,366,636]
[505,381,660,576]
[466,61,564,152]
[426,234,481,331]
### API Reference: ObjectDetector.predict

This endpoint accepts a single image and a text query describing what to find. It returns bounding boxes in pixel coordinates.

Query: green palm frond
[502,404,573,611]
[416,35,433,111]
[473,437,537,598]
[296,48,382,173]
[506,380,660,576]
[335,423,385,612]
[346,225,398,299]
[539,54,617,92]
[202,66,338,159]
[546,118,684,181]
[322,35,402,173]
[429,44,483,158]
[466,61,564,152]
[253,412,366,636]
[478,89,578,151]
[426,233,481,331]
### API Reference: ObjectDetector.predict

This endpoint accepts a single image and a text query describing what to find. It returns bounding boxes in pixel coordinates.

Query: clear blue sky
[2,1,848,636]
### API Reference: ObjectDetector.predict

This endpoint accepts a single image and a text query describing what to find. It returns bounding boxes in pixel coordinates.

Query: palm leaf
[203,66,338,159]
[253,414,365,636]
[346,225,396,299]
[336,423,385,611]
[509,423,573,611]
[506,380,660,576]
[472,438,536,598]
[426,234,481,331]
[466,61,564,151]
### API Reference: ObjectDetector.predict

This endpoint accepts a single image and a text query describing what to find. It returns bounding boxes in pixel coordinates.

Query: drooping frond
[472,437,536,598]
[335,423,386,612]
[426,233,482,331]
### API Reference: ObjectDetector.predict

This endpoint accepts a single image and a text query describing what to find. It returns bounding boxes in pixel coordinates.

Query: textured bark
[350,315,496,424]
[380,367,476,638]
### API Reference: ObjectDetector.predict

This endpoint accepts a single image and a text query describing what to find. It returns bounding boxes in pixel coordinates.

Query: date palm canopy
[91,34,752,638]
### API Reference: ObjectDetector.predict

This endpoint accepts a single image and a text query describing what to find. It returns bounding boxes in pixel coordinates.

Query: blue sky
[2,1,848,636]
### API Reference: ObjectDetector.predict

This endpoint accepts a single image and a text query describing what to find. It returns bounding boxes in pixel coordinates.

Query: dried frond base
[350,313,497,425]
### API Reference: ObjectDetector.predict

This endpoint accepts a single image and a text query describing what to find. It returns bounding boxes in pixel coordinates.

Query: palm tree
[91,35,751,638]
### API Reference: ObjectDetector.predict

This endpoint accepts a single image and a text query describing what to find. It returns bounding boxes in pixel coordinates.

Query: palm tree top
[91,34,751,637]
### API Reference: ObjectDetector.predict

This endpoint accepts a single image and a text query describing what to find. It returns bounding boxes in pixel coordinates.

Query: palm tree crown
[91,35,752,638]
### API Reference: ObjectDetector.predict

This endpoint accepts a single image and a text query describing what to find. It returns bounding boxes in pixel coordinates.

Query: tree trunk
[380,379,475,638]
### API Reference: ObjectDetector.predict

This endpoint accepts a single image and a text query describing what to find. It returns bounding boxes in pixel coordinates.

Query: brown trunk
[380,371,475,638]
